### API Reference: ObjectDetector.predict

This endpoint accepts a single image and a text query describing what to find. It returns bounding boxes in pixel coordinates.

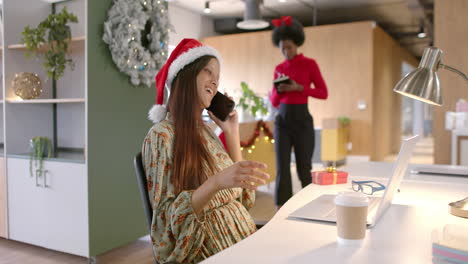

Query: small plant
[338,116,351,146]
[30,137,52,177]
[21,7,78,80]
[338,116,350,127]
[238,82,268,118]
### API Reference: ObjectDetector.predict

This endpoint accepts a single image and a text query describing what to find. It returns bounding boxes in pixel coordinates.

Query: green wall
[88,0,155,256]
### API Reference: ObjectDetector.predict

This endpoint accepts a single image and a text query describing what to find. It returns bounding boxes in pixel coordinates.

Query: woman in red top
[270,17,328,209]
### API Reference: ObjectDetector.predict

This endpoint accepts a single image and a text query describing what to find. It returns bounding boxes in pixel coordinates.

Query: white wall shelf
[7,36,85,53]
[41,0,72,3]
[8,150,85,164]
[6,98,85,104]
[3,0,88,254]
[2,0,153,257]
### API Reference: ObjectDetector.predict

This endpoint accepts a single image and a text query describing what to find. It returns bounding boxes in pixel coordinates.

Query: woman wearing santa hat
[142,39,270,263]
[270,17,328,210]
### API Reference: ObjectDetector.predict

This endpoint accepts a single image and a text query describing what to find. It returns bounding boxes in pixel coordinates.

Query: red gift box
[311,167,348,185]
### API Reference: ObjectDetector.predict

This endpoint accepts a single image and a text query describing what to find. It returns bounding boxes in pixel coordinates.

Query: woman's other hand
[277,79,304,93]
[212,160,270,191]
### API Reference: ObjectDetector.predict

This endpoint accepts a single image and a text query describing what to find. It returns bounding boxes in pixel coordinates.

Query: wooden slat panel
[302,22,374,156]
[434,0,468,164]
[203,21,374,155]
[239,121,276,184]
[372,27,419,161]
[203,21,417,159]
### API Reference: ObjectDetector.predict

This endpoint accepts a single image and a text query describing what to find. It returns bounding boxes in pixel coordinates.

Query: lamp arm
[439,63,468,81]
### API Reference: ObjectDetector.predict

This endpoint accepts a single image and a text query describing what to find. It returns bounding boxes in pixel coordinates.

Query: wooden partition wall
[203,21,417,160]
[239,121,276,183]
[372,27,419,161]
[434,0,468,164]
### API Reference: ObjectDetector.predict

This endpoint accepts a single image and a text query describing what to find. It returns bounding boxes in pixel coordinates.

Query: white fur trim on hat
[167,46,222,88]
[148,104,168,123]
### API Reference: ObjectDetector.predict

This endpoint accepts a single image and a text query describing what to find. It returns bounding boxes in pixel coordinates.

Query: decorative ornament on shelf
[240,120,274,153]
[103,0,174,87]
[12,72,43,99]
[29,136,52,178]
[21,7,78,80]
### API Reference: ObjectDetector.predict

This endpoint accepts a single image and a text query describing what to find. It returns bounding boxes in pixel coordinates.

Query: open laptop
[289,135,420,228]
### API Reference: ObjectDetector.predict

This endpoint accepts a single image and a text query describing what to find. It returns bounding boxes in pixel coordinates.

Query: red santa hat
[148,38,222,123]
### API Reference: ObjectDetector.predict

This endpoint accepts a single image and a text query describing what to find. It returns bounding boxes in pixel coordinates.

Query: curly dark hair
[272,18,305,47]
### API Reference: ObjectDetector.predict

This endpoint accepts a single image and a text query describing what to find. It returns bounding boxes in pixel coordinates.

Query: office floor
[0,136,434,264]
[0,235,155,264]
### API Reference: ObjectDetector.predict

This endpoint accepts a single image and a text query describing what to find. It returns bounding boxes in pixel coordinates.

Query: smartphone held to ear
[206,92,235,121]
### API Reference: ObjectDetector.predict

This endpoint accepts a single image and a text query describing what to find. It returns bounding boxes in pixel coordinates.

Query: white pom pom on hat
[148,104,168,123]
[148,38,222,123]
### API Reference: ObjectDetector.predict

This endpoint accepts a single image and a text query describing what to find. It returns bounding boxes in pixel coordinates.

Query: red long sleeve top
[269,54,328,108]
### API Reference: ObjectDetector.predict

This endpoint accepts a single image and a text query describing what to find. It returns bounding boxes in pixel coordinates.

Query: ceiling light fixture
[204,1,211,14]
[237,0,269,30]
[417,25,426,38]
[416,20,427,39]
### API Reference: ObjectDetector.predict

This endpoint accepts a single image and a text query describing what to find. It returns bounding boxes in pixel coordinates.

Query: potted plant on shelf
[338,115,351,152]
[21,7,78,80]
[30,137,52,177]
[238,81,268,122]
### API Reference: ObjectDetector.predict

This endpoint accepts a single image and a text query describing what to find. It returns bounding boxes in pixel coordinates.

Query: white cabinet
[1,0,149,257]
[7,158,43,246]
[0,157,7,238]
[7,158,88,256]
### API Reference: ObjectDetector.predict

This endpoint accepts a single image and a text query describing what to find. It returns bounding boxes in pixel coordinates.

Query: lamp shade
[393,47,443,106]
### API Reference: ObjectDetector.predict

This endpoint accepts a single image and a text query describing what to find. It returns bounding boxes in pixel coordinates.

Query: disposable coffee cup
[334,192,369,246]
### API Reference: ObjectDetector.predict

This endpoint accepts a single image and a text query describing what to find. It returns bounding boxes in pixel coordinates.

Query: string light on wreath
[103,0,175,87]
[240,121,274,154]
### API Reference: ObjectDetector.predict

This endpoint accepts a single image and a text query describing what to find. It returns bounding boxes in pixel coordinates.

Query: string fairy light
[239,121,274,153]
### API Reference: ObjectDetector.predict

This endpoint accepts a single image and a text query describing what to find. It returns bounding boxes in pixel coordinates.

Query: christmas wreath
[103,0,174,87]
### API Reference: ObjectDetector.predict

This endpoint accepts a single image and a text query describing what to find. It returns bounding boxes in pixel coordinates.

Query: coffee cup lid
[334,192,369,207]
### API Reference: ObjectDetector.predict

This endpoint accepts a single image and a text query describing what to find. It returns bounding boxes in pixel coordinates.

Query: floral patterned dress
[142,117,257,263]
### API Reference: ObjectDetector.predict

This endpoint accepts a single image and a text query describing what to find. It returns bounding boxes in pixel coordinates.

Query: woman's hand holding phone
[208,92,238,135]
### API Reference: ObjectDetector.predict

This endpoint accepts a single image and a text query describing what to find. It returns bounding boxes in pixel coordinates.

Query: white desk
[202,162,468,264]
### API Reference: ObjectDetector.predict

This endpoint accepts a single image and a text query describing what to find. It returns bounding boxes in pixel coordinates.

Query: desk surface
[202,162,468,264]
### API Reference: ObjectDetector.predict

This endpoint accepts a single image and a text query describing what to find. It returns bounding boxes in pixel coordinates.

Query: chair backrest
[134,152,153,233]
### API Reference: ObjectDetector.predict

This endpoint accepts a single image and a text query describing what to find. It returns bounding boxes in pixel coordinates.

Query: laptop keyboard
[324,196,380,218]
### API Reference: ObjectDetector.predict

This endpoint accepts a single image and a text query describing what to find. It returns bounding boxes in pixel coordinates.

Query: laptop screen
[370,135,420,225]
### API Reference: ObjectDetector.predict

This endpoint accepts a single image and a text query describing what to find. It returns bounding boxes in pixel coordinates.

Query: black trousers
[274,104,315,206]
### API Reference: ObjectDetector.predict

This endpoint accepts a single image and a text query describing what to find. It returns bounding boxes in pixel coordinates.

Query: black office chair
[134,152,153,232]
[134,152,159,264]
[134,152,181,264]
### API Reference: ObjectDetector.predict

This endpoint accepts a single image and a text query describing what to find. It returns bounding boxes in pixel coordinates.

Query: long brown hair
[167,55,218,194]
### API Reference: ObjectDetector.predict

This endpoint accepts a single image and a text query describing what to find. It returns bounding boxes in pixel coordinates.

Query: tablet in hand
[273,76,291,94]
